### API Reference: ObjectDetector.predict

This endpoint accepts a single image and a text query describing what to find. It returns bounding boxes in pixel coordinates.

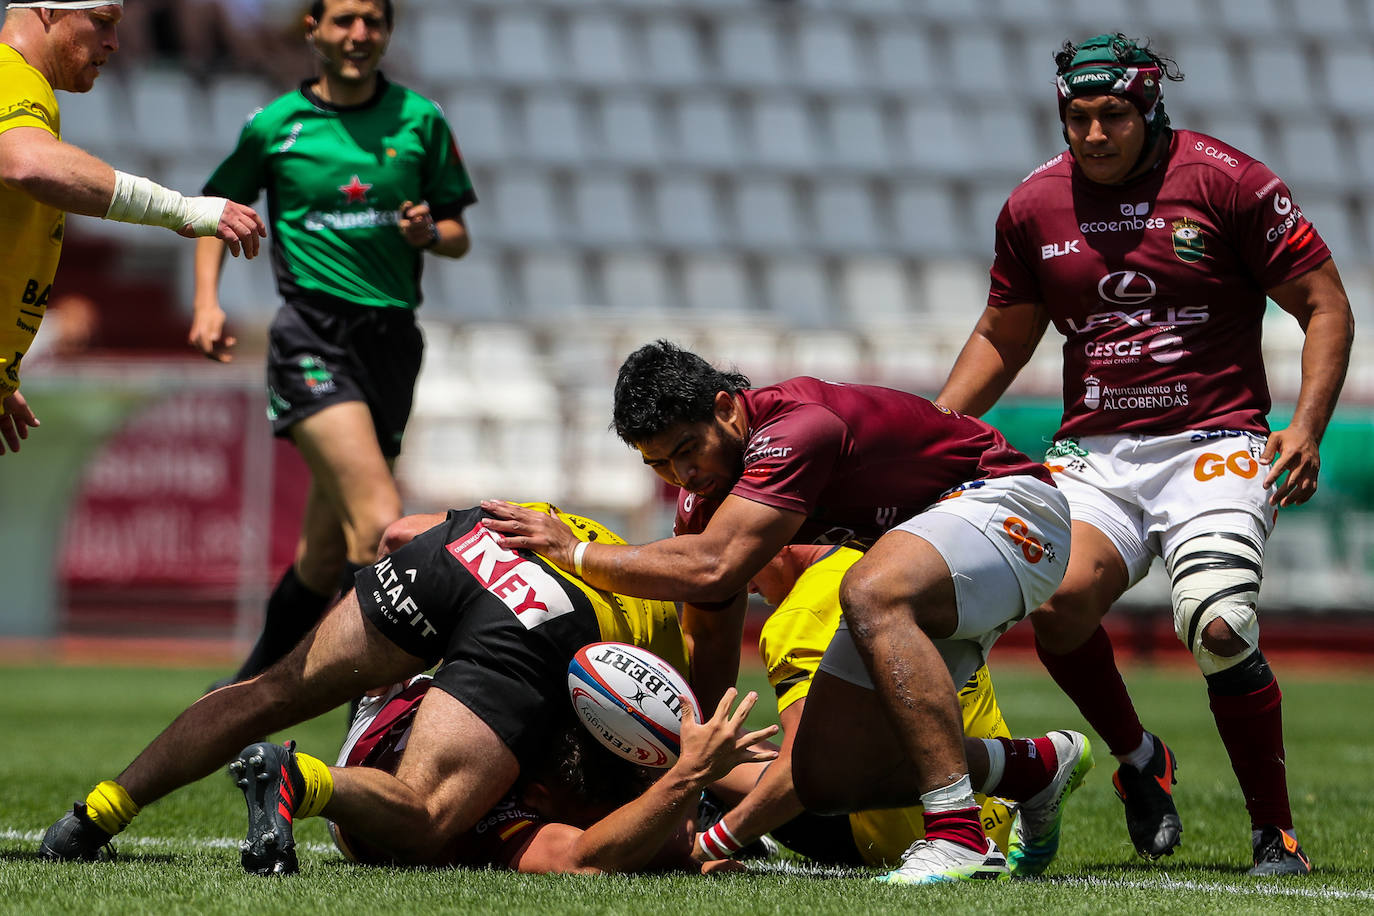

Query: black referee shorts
[266,297,423,458]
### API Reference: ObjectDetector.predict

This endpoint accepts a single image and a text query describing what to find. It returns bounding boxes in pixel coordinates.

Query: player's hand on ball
[675,688,778,786]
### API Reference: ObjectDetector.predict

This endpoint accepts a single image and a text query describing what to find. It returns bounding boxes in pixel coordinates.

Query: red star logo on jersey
[338,174,372,204]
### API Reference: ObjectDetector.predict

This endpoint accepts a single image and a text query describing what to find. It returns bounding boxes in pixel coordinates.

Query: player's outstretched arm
[1264,259,1356,506]
[694,701,805,862]
[0,391,40,456]
[510,689,779,875]
[188,237,236,362]
[0,127,265,257]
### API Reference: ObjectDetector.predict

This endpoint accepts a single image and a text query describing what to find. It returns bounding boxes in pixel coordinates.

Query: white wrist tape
[572,540,590,578]
[106,170,226,236]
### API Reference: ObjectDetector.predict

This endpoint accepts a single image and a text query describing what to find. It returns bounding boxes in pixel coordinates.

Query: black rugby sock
[232,565,333,682]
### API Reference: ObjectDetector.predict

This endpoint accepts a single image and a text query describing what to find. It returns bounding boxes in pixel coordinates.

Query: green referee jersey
[205,76,477,310]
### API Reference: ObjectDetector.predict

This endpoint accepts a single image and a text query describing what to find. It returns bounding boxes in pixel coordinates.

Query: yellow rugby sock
[83,780,140,836]
[293,750,333,819]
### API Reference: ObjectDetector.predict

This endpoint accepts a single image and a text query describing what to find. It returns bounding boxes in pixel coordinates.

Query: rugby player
[483,342,1092,883]
[315,675,768,874]
[38,504,780,873]
[935,33,1354,875]
[694,545,1016,869]
[0,0,264,455]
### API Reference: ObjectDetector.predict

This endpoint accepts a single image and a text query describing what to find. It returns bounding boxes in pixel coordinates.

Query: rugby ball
[568,642,699,768]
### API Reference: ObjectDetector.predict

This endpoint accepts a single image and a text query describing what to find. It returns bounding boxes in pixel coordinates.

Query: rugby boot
[877,836,1009,884]
[1112,732,1183,860]
[231,740,305,875]
[1007,730,1095,877]
[1248,826,1312,876]
[38,803,116,862]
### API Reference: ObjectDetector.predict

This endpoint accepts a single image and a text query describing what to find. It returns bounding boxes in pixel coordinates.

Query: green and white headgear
[1056,33,1170,146]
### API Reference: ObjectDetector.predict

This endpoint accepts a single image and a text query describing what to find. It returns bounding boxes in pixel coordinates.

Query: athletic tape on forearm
[572,540,589,578]
[105,170,226,236]
[699,820,744,860]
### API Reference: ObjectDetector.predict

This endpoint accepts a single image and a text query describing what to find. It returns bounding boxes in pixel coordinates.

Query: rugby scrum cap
[1056,33,1169,141]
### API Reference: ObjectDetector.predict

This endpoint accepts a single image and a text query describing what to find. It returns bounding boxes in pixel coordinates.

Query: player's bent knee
[1166,532,1263,675]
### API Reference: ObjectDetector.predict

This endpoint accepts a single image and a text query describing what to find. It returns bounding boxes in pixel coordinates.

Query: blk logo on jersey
[1041,240,1080,260]
[447,523,576,629]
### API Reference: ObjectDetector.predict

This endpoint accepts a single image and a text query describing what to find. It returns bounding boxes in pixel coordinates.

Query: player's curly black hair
[532,719,657,811]
[1054,32,1185,83]
[612,340,750,446]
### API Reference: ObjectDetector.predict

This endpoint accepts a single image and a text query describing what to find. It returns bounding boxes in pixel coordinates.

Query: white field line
[7,828,1374,902]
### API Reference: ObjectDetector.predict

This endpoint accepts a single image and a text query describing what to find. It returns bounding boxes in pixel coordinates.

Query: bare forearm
[683,598,746,710]
[567,769,702,872]
[1290,306,1354,441]
[192,237,229,308]
[579,537,747,603]
[937,303,1047,416]
[430,218,470,259]
[719,758,803,848]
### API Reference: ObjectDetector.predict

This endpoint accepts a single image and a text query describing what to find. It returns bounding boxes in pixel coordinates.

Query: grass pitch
[1,660,1372,915]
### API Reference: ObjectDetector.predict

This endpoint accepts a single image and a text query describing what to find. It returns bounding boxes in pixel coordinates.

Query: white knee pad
[1166,532,1262,676]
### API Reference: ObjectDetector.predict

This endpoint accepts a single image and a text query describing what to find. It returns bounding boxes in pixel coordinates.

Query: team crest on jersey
[1171,218,1206,263]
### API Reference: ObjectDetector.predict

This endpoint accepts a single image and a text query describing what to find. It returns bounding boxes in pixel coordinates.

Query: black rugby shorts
[266,297,423,457]
[353,507,602,768]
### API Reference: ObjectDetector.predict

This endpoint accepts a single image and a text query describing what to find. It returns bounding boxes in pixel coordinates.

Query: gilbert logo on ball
[568,642,699,768]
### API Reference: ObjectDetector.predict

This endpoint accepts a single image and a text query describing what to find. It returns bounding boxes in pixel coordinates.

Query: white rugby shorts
[1045,430,1277,586]
[818,474,1070,689]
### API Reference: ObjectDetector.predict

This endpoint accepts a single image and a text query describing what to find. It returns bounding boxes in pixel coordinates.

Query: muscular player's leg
[291,401,403,577]
[831,530,968,799]
[116,593,425,807]
[1030,521,1129,654]
[323,689,520,864]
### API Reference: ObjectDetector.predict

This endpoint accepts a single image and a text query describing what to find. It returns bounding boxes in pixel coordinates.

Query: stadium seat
[871,26,939,92]
[522,91,588,165]
[519,251,589,318]
[443,88,510,165]
[1322,45,1374,117]
[795,18,865,91]
[489,170,562,245]
[697,324,786,382]
[1299,195,1358,264]
[425,249,509,324]
[681,253,754,314]
[1245,41,1319,114]
[1214,0,1283,36]
[838,256,913,327]
[781,329,864,381]
[897,101,970,177]
[669,95,742,169]
[821,99,893,173]
[592,92,664,167]
[571,173,646,247]
[128,69,207,155]
[1163,39,1247,109]
[915,260,989,333]
[894,181,973,257]
[567,12,635,86]
[732,177,805,251]
[716,17,789,87]
[813,180,883,252]
[651,175,727,249]
[491,10,560,83]
[640,16,708,88]
[1271,118,1344,193]
[761,255,833,327]
[55,74,131,160]
[944,32,1023,99]
[414,9,481,81]
[602,252,675,312]
[1283,0,1358,37]
[746,96,820,172]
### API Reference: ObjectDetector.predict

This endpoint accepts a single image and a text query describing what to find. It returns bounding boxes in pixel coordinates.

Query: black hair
[531,718,656,811]
[309,0,395,30]
[1054,33,1185,83]
[612,340,751,446]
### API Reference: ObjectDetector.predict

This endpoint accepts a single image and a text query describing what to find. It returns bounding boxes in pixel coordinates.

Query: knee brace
[1166,532,1263,676]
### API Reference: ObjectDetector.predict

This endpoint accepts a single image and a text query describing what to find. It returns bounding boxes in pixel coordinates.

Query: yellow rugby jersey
[757,546,1013,863]
[528,503,690,679]
[0,43,64,409]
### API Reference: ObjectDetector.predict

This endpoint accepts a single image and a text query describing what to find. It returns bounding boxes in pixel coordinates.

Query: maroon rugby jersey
[674,377,1052,545]
[989,129,1331,439]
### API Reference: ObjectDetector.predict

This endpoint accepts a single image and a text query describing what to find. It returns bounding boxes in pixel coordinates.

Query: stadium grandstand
[4,0,1373,648]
